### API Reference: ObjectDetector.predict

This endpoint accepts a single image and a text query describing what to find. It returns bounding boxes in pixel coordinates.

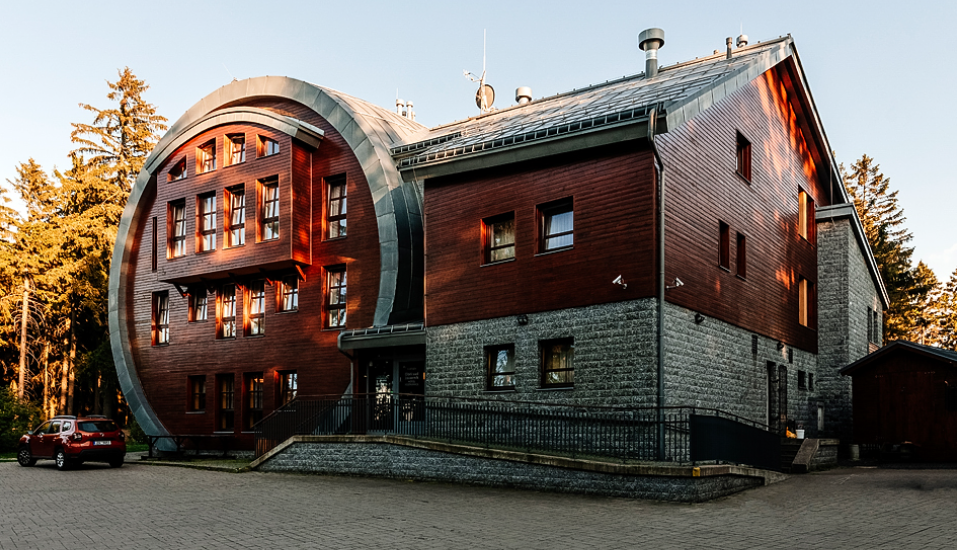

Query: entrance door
[367,359,393,432]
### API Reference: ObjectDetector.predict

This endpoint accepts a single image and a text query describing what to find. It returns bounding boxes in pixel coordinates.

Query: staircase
[780,439,803,473]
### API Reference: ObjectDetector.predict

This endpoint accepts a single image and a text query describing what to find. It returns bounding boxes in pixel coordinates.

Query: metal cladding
[515,86,533,105]
[638,28,666,78]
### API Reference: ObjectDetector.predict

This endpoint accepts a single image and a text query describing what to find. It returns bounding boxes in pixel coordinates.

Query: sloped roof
[393,37,796,172]
[841,340,957,376]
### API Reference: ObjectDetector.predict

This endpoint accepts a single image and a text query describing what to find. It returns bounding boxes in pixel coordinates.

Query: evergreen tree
[910,261,941,346]
[939,269,957,350]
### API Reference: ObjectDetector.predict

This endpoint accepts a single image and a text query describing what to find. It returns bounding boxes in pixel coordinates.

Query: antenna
[463,29,494,113]
[222,62,237,82]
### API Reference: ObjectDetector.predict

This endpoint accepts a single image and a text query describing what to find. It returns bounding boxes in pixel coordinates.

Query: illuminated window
[719,221,730,270]
[259,176,280,241]
[486,345,515,390]
[189,376,206,411]
[279,371,297,405]
[196,139,216,174]
[736,132,751,181]
[246,280,265,336]
[540,338,574,388]
[258,136,280,157]
[217,374,235,431]
[189,290,207,322]
[152,291,169,346]
[225,185,245,248]
[326,175,347,239]
[280,275,299,312]
[325,266,347,328]
[168,200,186,258]
[167,158,186,182]
[483,213,515,263]
[736,232,747,278]
[218,284,237,339]
[245,373,264,429]
[799,276,815,328]
[225,134,245,166]
[799,190,815,243]
[197,192,216,252]
[539,198,573,252]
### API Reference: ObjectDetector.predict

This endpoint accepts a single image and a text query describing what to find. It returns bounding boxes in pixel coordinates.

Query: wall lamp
[666,278,684,290]
[517,314,529,326]
[694,313,704,324]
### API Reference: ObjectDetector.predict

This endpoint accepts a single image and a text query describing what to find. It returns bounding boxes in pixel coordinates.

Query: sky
[1,0,955,279]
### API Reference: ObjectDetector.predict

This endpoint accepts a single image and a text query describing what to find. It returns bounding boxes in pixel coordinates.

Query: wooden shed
[841,341,957,461]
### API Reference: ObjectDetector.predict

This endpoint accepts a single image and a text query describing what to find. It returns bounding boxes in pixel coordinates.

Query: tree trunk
[42,341,50,417]
[67,307,76,414]
[18,278,29,402]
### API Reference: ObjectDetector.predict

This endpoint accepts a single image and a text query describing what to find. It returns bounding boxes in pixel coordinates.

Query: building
[110,31,886,449]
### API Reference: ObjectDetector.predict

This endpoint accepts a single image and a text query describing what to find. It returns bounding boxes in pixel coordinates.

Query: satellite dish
[475,84,495,111]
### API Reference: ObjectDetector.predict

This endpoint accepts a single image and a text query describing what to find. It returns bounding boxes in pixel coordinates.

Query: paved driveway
[1,461,956,549]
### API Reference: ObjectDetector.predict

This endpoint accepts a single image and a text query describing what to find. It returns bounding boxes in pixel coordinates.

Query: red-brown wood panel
[424,144,657,327]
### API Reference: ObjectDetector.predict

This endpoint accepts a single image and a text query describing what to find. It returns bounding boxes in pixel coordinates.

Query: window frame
[197,192,217,253]
[540,338,574,389]
[196,139,217,175]
[799,189,816,244]
[279,275,299,312]
[538,198,574,253]
[279,371,298,406]
[217,284,237,339]
[485,345,516,391]
[325,174,347,240]
[799,276,816,329]
[244,372,264,430]
[168,199,187,259]
[719,221,730,270]
[257,135,280,158]
[152,291,170,346]
[167,157,187,182]
[217,374,235,431]
[736,232,747,278]
[246,280,266,337]
[325,265,347,328]
[225,133,246,167]
[225,184,246,248]
[259,176,280,242]
[188,375,206,412]
[736,131,752,181]
[189,289,208,323]
[482,212,516,265]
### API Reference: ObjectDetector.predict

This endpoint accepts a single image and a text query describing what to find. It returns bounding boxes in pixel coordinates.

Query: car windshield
[77,421,118,432]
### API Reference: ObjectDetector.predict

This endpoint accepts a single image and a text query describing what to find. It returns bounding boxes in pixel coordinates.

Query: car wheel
[109,457,124,468]
[54,449,72,471]
[17,446,36,467]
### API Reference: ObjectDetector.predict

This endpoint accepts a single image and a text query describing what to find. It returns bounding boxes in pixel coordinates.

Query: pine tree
[939,269,957,350]
[910,261,941,346]
[70,67,167,192]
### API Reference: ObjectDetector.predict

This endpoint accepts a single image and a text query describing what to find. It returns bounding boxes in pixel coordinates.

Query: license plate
[93,440,111,446]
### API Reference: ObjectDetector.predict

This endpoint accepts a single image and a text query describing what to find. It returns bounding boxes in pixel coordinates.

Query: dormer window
[225,134,245,166]
[167,158,186,182]
[257,136,280,158]
[197,139,216,174]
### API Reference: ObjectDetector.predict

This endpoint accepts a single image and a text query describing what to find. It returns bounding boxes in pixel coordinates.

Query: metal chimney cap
[737,34,749,47]
[638,28,665,51]
[515,86,532,104]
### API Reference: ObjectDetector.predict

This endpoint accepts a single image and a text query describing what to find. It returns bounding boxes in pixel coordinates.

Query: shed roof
[841,340,957,376]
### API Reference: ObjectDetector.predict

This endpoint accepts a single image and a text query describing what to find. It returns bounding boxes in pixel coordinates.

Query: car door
[37,421,61,458]
[29,421,51,457]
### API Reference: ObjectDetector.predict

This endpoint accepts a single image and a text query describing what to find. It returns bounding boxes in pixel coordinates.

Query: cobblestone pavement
[1,461,956,549]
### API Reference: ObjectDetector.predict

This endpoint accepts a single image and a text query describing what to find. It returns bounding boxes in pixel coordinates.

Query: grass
[0,451,16,460]
[126,443,148,453]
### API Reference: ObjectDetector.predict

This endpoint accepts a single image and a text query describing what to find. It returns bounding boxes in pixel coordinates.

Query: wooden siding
[424,144,657,326]
[126,98,381,444]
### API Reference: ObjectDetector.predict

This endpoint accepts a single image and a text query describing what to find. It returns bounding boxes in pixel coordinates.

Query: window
[326,175,347,239]
[486,345,515,390]
[280,275,299,312]
[196,139,216,174]
[218,284,237,339]
[799,276,815,328]
[869,308,880,345]
[808,373,814,392]
[736,232,747,278]
[225,185,245,248]
[279,371,297,405]
[325,266,347,328]
[168,200,187,258]
[225,134,245,166]
[217,374,235,431]
[259,176,280,241]
[189,290,207,322]
[719,221,730,270]
[736,132,751,181]
[151,217,157,271]
[798,370,807,390]
[245,373,264,429]
[189,375,206,411]
[483,213,515,263]
[540,338,574,388]
[246,280,265,336]
[152,291,169,346]
[197,192,217,252]
[258,136,280,157]
[167,157,187,182]
[539,198,573,252]
[799,190,815,243]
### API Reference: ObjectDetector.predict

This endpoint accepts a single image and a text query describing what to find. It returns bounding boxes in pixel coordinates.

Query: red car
[17,415,127,470]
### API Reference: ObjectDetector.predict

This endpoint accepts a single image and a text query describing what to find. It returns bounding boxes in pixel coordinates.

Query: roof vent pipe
[515,86,532,105]
[638,28,665,79]
[726,37,733,59]
[406,100,415,121]
[396,98,406,116]
[737,34,749,48]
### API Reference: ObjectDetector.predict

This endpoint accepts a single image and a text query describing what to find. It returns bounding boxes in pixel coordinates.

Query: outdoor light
[517,314,529,326]
[694,313,704,324]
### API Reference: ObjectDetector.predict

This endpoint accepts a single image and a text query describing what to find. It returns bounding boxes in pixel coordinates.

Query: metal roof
[393,37,792,169]
[841,340,957,376]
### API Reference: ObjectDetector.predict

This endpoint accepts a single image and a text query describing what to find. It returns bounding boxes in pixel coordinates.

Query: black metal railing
[253,394,778,469]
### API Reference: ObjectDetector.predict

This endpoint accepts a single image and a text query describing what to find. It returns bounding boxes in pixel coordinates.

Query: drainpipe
[648,105,666,462]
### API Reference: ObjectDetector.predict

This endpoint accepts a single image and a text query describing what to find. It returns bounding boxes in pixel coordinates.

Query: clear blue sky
[2,1,955,280]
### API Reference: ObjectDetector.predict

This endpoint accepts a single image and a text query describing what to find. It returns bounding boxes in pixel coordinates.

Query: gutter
[648,105,667,462]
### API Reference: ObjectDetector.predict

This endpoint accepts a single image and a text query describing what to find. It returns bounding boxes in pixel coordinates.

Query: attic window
[197,139,216,174]
[258,136,280,158]
[168,158,187,182]
[736,132,751,181]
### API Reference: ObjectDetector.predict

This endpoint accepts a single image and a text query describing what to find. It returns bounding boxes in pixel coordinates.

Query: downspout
[648,105,666,462]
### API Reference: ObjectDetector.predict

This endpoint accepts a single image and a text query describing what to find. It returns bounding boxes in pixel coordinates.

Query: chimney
[737,34,749,48]
[396,98,406,116]
[726,37,733,59]
[638,28,665,79]
[406,100,415,121]
[515,86,532,105]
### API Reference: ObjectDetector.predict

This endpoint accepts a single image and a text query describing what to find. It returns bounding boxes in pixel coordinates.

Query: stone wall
[258,440,764,503]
